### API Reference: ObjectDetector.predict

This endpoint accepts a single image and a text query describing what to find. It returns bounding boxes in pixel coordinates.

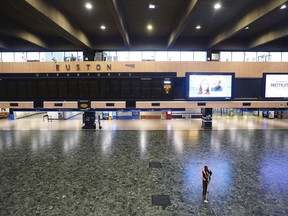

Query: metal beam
[24,0,92,50]
[167,0,198,48]
[209,0,287,48]
[106,0,130,47]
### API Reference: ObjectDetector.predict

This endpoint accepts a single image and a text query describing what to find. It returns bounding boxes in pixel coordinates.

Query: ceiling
[0,0,288,52]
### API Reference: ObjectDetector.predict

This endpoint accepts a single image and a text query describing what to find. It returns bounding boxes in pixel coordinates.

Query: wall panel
[1,61,288,78]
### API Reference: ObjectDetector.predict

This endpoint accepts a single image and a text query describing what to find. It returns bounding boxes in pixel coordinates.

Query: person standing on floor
[202,165,212,203]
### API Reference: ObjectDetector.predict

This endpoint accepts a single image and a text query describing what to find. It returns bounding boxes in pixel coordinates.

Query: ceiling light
[149,4,156,9]
[196,25,201,30]
[214,3,221,9]
[147,24,153,30]
[245,26,249,30]
[100,25,106,30]
[280,4,286,9]
[85,2,92,9]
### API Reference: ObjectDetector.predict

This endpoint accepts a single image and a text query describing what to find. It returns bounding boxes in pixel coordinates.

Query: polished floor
[1,113,288,131]
[0,114,288,215]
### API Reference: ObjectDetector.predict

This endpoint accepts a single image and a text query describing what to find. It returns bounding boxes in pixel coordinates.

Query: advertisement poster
[188,74,233,98]
[265,74,288,98]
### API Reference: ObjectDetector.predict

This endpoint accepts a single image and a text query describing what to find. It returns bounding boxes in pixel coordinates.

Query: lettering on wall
[55,63,112,72]
[65,64,70,71]
[125,64,135,68]
[76,64,80,71]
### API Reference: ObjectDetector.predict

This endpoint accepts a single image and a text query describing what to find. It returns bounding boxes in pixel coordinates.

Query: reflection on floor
[0,114,288,131]
[0,115,288,215]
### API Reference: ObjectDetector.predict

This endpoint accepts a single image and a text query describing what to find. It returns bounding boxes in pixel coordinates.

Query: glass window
[27,52,40,62]
[244,52,256,62]
[142,51,155,61]
[77,51,83,62]
[155,51,167,61]
[167,51,180,61]
[15,52,26,62]
[40,52,52,62]
[180,51,194,61]
[194,51,207,61]
[269,52,282,62]
[257,52,270,62]
[117,51,129,61]
[282,52,288,62]
[51,52,64,62]
[220,52,232,62]
[5,50,288,62]
[64,51,77,61]
[2,52,14,62]
[129,51,142,61]
[104,51,116,61]
[232,52,244,62]
[105,51,116,57]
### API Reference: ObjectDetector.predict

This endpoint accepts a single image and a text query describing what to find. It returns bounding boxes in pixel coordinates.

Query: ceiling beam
[0,23,48,49]
[0,1,48,49]
[14,31,48,49]
[249,26,288,49]
[105,0,130,47]
[167,0,199,48]
[209,0,287,48]
[0,41,8,49]
[23,0,92,50]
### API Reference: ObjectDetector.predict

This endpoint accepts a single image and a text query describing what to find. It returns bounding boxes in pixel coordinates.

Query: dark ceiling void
[0,0,287,51]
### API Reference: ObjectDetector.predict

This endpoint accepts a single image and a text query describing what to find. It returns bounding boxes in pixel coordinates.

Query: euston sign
[55,63,112,72]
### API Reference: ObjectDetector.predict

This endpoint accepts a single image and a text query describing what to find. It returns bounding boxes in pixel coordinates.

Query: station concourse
[1,112,288,215]
[1,0,288,215]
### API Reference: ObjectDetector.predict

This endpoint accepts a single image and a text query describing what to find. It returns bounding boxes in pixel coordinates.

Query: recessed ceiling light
[100,25,106,30]
[85,2,92,9]
[196,25,201,30]
[149,4,156,9]
[280,4,286,9]
[245,26,249,30]
[214,3,221,9]
[147,24,153,30]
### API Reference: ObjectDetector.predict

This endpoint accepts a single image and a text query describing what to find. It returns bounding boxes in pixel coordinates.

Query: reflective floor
[1,114,288,131]
[0,115,288,215]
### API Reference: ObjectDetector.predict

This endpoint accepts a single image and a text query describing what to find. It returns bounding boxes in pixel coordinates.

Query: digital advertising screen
[264,73,288,99]
[186,72,234,100]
